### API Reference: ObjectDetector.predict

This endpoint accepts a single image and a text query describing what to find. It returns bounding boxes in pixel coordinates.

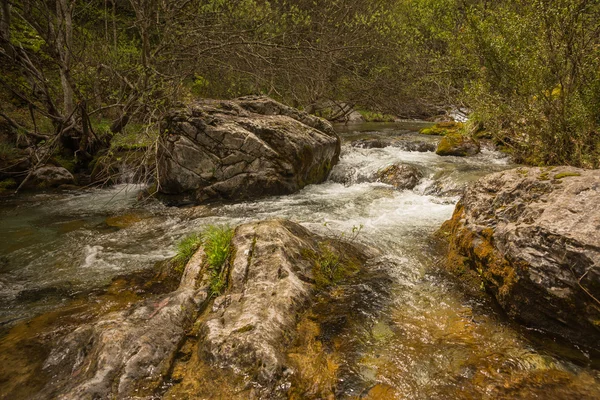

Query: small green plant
[174,233,203,272]
[202,225,234,296]
[322,222,363,243]
[0,178,17,194]
[172,225,234,296]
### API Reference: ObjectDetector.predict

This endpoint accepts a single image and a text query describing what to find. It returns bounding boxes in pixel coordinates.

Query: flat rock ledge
[37,219,376,399]
[157,96,341,204]
[440,166,600,350]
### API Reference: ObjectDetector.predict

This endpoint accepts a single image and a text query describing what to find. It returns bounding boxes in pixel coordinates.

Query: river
[1,122,599,399]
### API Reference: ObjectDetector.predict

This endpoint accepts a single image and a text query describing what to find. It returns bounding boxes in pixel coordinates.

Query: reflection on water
[0,122,598,398]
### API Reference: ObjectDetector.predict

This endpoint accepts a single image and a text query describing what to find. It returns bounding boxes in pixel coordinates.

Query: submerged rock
[376,163,422,190]
[436,133,480,157]
[351,138,436,152]
[440,167,600,350]
[157,96,341,204]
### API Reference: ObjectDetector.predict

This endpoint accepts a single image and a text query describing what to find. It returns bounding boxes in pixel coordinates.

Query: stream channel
[1,122,599,398]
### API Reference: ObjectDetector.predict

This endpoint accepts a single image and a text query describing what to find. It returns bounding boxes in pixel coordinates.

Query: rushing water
[1,122,599,398]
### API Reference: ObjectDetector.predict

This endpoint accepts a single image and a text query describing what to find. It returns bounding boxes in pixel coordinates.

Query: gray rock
[442,167,600,350]
[31,165,74,187]
[158,96,341,203]
[200,220,321,383]
[376,163,422,190]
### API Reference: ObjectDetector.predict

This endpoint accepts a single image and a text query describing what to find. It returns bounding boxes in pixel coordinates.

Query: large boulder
[441,167,600,350]
[157,96,341,203]
[28,220,375,399]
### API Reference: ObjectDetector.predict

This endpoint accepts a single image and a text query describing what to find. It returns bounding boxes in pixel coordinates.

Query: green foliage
[3,0,599,170]
[174,226,234,296]
[310,223,363,288]
[312,242,360,288]
[109,123,156,151]
[461,0,600,167]
[357,110,396,123]
[52,155,76,173]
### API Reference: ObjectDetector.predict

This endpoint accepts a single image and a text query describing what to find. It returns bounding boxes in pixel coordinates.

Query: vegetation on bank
[0,0,599,188]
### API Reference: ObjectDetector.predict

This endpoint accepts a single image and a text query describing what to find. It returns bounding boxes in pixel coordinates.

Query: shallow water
[1,122,599,398]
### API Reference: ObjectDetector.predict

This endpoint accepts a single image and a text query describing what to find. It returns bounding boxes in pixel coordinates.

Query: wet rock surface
[157,96,341,204]
[351,137,436,152]
[195,220,377,392]
[376,163,422,190]
[4,220,377,399]
[441,166,600,350]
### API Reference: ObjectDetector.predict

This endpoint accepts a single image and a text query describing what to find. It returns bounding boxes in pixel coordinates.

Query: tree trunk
[56,0,75,117]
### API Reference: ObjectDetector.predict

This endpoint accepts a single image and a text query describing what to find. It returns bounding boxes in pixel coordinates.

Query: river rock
[38,219,376,398]
[30,165,74,187]
[441,167,600,350]
[376,163,422,190]
[436,133,480,156]
[198,220,376,387]
[157,96,341,203]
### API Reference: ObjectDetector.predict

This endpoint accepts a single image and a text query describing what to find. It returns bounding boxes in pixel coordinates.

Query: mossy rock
[436,133,480,157]
[419,121,463,136]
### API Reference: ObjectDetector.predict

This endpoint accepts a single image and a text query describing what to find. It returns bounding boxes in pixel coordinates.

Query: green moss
[52,155,76,173]
[436,133,465,156]
[516,168,529,176]
[420,122,463,136]
[554,172,581,179]
[0,142,18,161]
[233,324,255,334]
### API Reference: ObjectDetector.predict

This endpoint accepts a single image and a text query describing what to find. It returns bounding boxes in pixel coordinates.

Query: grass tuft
[172,225,234,297]
[203,225,235,296]
[174,233,203,272]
